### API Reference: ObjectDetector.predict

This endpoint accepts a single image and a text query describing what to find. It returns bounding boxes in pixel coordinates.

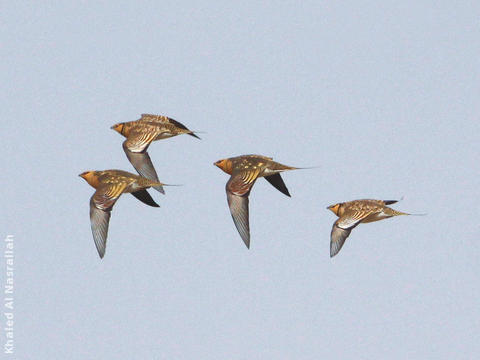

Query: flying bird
[327,199,416,257]
[79,169,165,259]
[214,154,301,248]
[111,114,200,194]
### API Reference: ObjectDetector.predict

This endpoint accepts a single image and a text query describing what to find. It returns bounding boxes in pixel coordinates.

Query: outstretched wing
[330,223,353,258]
[123,127,156,153]
[140,114,200,139]
[167,118,200,139]
[330,209,373,257]
[130,189,160,207]
[225,169,260,248]
[89,182,127,258]
[122,141,164,194]
[264,173,290,197]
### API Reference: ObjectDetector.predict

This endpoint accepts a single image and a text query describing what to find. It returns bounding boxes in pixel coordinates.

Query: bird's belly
[124,182,142,193]
[154,133,174,140]
[362,212,391,223]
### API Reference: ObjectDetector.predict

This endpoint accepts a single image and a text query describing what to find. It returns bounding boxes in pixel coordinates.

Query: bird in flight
[79,169,165,259]
[111,114,200,194]
[327,199,418,257]
[214,154,301,249]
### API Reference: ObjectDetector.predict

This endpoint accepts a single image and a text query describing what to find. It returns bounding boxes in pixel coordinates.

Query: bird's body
[111,114,200,194]
[327,199,412,257]
[79,169,164,258]
[82,169,161,194]
[214,154,300,248]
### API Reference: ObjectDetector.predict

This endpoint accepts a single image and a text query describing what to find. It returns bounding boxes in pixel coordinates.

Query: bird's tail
[274,164,320,172]
[392,210,411,216]
[392,210,427,217]
[149,182,182,194]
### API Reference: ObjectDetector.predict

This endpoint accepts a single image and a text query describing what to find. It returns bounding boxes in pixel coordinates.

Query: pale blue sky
[2,1,480,359]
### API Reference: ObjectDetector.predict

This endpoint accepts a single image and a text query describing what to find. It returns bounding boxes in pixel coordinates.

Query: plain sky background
[2,1,479,359]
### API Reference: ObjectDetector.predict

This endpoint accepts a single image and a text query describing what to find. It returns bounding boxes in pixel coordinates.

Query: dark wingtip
[242,236,250,249]
[264,173,291,197]
[330,244,339,258]
[188,132,201,140]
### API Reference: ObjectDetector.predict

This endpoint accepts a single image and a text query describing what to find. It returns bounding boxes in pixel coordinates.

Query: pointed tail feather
[392,210,426,217]
[392,210,410,216]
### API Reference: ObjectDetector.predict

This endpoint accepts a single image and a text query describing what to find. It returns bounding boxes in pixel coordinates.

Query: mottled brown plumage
[327,199,412,257]
[79,169,164,258]
[214,154,300,248]
[111,114,200,194]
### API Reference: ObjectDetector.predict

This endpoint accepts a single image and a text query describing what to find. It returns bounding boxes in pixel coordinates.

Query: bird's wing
[123,127,156,153]
[264,173,290,197]
[122,141,164,194]
[330,223,353,258]
[330,209,373,257]
[139,114,164,122]
[143,114,200,139]
[336,208,374,229]
[225,169,260,248]
[140,114,200,139]
[89,182,127,258]
[166,118,200,139]
[130,189,160,207]
[141,114,181,126]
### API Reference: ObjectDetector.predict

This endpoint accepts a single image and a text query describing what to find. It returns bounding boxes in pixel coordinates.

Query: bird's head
[79,171,100,188]
[327,203,343,216]
[214,158,232,174]
[110,122,129,137]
